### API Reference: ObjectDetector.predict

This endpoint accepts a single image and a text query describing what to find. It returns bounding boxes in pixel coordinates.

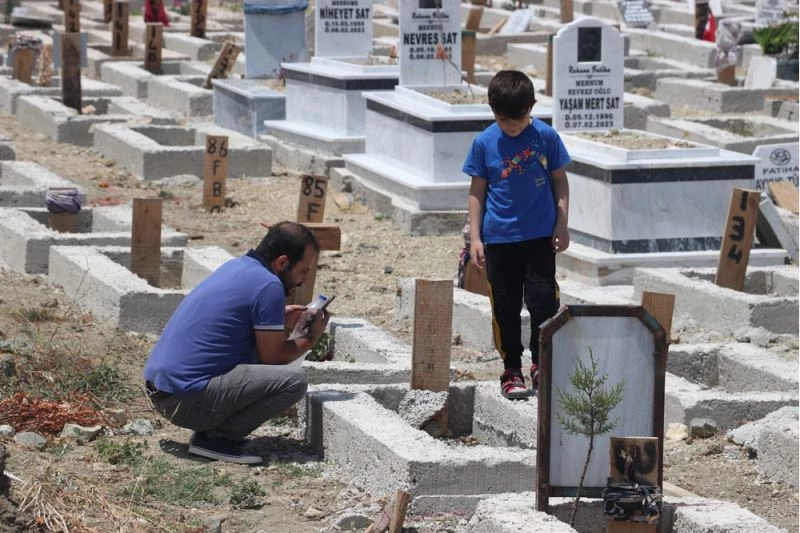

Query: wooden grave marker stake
[112,0,130,57]
[104,0,113,22]
[487,17,506,36]
[131,198,162,286]
[289,174,331,306]
[60,32,82,112]
[716,64,736,86]
[46,187,79,233]
[202,135,229,213]
[465,5,482,31]
[64,0,80,32]
[461,30,476,84]
[640,291,675,343]
[767,181,799,214]
[607,436,660,533]
[145,23,163,73]
[560,0,573,23]
[411,279,453,435]
[715,187,760,291]
[203,42,242,89]
[12,47,36,84]
[191,0,208,38]
[365,489,412,533]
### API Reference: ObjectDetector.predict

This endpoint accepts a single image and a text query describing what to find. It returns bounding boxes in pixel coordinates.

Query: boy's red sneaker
[500,369,529,400]
[530,363,540,391]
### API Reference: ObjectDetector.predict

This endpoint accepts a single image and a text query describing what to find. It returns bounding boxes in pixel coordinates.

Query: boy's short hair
[488,70,536,119]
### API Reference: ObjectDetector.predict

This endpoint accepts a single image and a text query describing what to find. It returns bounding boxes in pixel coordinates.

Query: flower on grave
[435,44,449,62]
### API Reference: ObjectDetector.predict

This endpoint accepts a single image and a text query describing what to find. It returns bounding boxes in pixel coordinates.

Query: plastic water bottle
[289,294,328,340]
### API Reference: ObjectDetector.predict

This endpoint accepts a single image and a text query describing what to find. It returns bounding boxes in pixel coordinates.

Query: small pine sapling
[555,347,625,527]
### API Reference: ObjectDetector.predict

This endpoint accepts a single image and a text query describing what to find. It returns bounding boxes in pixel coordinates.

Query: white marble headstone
[744,55,777,89]
[499,7,534,35]
[552,17,625,132]
[398,0,462,87]
[756,0,788,26]
[315,0,373,57]
[617,0,654,28]
[753,143,799,191]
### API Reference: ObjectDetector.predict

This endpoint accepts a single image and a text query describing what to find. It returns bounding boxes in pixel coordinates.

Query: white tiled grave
[93,123,272,179]
[48,244,233,333]
[339,85,553,233]
[16,95,174,146]
[263,56,399,155]
[0,206,187,274]
[561,129,761,254]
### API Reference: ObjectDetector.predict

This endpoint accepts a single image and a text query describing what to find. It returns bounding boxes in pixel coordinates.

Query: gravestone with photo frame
[552,17,625,132]
[536,305,666,513]
[398,0,462,88]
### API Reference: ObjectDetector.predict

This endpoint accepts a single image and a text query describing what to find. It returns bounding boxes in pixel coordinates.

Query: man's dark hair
[256,221,320,268]
[488,70,536,119]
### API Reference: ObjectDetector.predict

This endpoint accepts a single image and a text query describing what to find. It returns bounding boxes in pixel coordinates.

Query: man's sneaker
[500,369,529,400]
[188,432,263,465]
[530,363,540,392]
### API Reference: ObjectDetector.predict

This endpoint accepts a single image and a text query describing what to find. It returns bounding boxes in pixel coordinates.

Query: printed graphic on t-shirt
[500,145,549,179]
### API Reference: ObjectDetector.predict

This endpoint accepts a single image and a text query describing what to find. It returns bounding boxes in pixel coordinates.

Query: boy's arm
[551,168,570,252]
[468,176,487,268]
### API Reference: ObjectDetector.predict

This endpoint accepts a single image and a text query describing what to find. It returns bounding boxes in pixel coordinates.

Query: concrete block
[633,266,798,334]
[47,245,232,333]
[0,206,187,274]
[623,92,671,131]
[757,407,799,487]
[464,493,577,533]
[655,77,798,114]
[162,33,222,61]
[305,384,535,515]
[85,43,190,79]
[664,373,796,430]
[147,75,212,117]
[0,161,85,207]
[262,134,343,177]
[670,496,786,532]
[472,382,538,449]
[0,76,123,114]
[100,61,210,99]
[92,123,272,180]
[16,95,175,146]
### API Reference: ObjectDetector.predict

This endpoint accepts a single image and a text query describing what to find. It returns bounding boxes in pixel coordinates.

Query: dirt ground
[0,110,797,533]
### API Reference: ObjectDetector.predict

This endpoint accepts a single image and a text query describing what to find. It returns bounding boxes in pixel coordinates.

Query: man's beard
[277,267,297,296]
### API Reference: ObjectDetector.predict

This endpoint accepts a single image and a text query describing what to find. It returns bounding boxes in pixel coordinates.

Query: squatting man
[143,221,330,464]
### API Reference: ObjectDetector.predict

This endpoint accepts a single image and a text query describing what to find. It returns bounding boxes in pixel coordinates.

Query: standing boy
[463,70,571,400]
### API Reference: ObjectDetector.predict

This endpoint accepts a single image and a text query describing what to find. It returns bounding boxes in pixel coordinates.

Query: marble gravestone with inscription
[398,0,462,88]
[753,143,799,191]
[617,0,654,28]
[756,0,787,26]
[499,7,534,35]
[552,17,624,132]
[315,0,373,58]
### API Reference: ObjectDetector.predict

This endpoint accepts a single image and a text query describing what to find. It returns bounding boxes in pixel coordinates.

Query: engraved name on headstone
[315,0,373,57]
[753,143,799,191]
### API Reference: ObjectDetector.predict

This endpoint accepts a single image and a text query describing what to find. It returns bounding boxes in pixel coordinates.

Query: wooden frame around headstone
[202,135,229,212]
[535,305,666,513]
[131,198,162,286]
[640,291,674,344]
[715,187,760,291]
[411,279,453,433]
[145,23,163,73]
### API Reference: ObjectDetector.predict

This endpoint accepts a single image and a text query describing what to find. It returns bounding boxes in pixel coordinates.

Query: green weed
[124,457,231,505]
[307,332,331,362]
[94,437,148,466]
[229,479,267,509]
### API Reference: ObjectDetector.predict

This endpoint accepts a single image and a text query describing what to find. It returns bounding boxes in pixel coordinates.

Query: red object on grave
[702,10,716,42]
[144,0,170,26]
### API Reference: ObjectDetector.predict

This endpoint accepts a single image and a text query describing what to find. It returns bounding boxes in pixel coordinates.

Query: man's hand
[285,304,307,330]
[308,308,331,340]
[552,223,570,253]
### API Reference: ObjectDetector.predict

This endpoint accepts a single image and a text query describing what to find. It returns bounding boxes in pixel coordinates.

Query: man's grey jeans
[148,364,308,441]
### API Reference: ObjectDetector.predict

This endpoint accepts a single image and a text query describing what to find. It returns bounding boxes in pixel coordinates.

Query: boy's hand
[552,223,570,253]
[470,240,486,270]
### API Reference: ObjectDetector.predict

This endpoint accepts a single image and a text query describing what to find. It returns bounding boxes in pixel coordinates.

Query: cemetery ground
[0,111,797,532]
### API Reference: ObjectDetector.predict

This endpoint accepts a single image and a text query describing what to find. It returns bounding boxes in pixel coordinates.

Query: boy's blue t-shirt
[462,119,571,244]
[143,254,286,395]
